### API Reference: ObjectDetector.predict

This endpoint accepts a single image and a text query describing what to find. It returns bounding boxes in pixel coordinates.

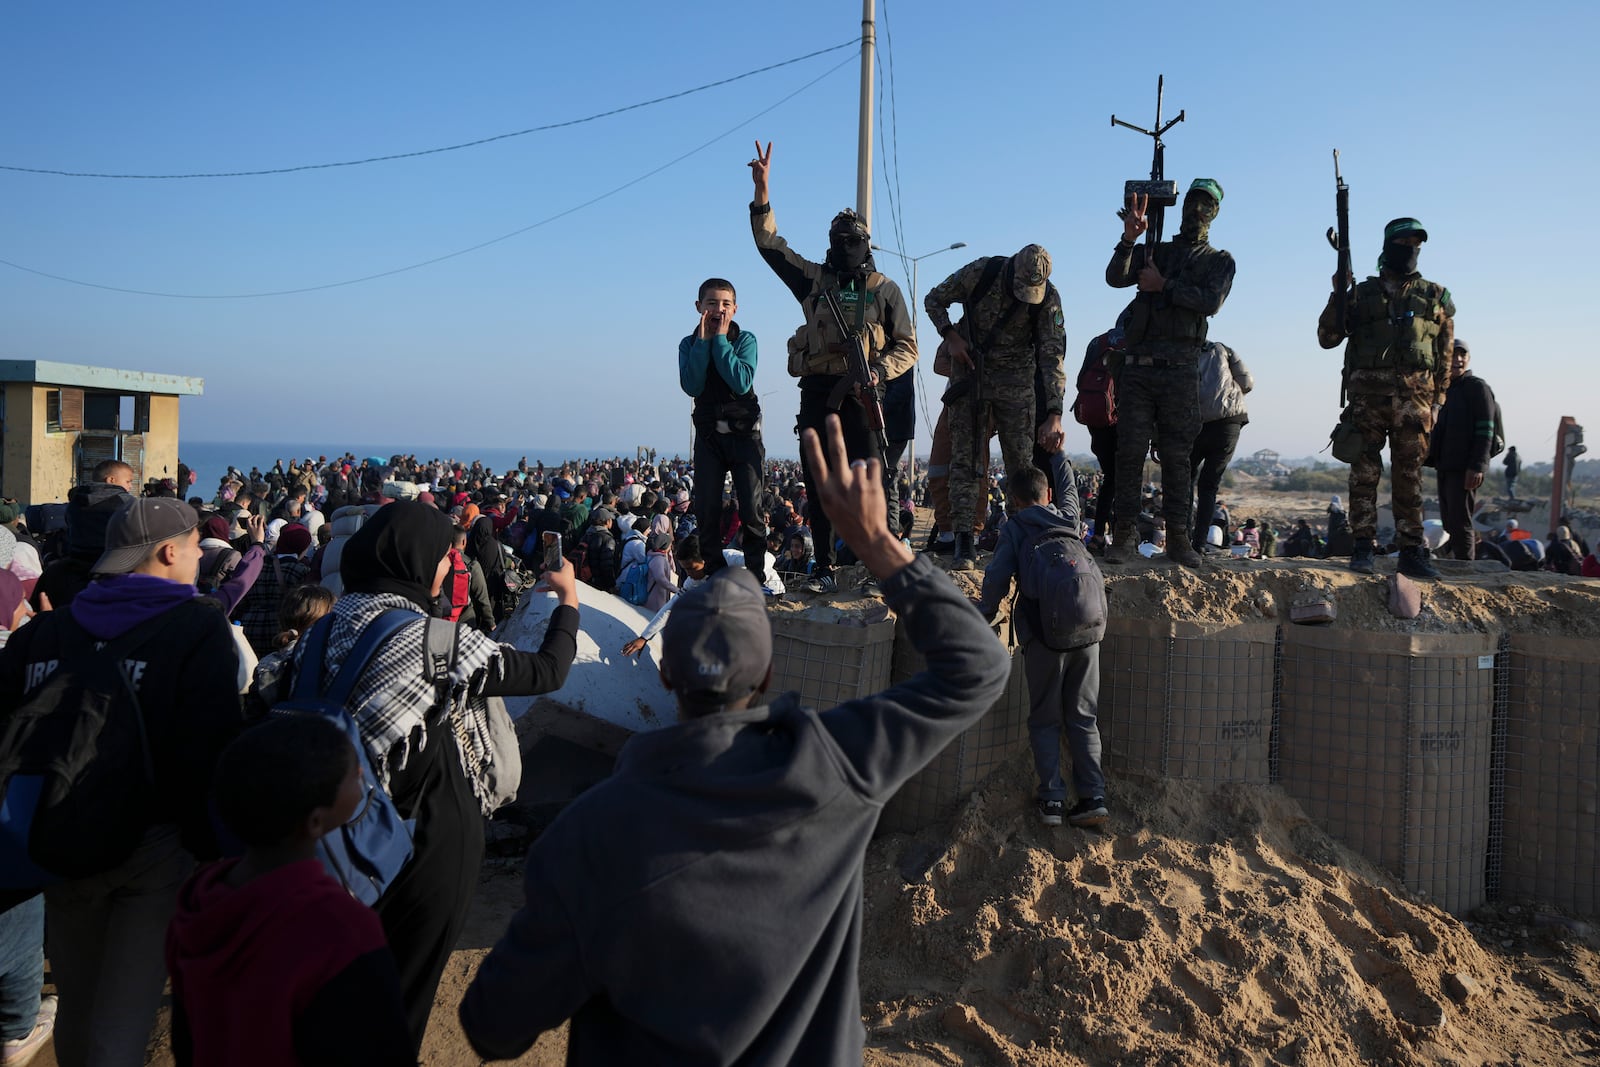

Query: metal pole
[907,256,917,490]
[856,0,875,229]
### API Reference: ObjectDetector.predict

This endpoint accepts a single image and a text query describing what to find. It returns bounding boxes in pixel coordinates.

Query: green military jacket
[1105,237,1236,355]
[923,256,1067,416]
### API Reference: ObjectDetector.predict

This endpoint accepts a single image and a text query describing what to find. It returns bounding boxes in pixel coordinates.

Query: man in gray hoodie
[459,415,1011,1065]
[976,451,1109,829]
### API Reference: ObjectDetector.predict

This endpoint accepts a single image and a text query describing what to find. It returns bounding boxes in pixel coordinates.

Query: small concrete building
[0,360,203,503]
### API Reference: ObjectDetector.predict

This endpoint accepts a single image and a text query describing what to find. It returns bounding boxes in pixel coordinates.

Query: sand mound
[858,754,1600,1066]
[1098,555,1600,636]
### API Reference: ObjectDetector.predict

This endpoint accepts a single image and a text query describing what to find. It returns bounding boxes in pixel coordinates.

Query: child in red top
[165,715,412,1067]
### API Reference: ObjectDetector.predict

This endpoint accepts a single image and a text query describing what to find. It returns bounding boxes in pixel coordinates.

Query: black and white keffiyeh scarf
[293,592,508,814]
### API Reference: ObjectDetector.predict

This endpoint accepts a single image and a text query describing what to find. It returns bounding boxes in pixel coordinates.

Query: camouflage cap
[829,208,869,240]
[1011,244,1052,305]
[1384,217,1428,242]
[1187,178,1224,205]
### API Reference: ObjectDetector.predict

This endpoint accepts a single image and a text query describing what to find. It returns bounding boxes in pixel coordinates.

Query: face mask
[828,234,869,272]
[1177,197,1218,243]
[1384,241,1420,275]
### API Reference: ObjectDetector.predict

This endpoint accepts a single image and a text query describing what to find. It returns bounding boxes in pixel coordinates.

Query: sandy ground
[38,492,1600,1065]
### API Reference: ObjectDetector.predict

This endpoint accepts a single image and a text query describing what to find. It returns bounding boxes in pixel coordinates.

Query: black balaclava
[1383,241,1420,276]
[1176,192,1218,244]
[825,209,871,273]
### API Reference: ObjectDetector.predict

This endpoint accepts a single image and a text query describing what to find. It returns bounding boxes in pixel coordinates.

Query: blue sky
[1,2,1593,464]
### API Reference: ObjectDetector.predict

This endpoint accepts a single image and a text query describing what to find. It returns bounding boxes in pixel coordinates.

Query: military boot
[1349,540,1376,575]
[953,533,977,571]
[1397,544,1440,580]
[1103,523,1138,565]
[1166,531,1202,568]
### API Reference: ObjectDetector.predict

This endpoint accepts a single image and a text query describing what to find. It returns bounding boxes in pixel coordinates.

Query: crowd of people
[0,138,1594,1067]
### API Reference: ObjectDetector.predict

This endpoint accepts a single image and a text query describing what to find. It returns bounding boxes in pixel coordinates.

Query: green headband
[1188,178,1224,205]
[1384,217,1427,242]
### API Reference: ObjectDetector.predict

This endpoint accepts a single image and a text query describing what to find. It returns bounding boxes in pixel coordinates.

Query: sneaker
[803,571,837,594]
[1066,797,1109,828]
[2,995,57,1067]
[931,533,956,556]
[857,577,881,597]
[1037,799,1064,826]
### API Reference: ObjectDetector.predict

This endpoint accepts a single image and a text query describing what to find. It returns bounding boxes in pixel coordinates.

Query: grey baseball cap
[1453,339,1469,354]
[661,567,772,709]
[93,498,199,575]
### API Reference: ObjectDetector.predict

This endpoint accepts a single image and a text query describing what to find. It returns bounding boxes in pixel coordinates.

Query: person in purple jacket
[460,415,1011,1065]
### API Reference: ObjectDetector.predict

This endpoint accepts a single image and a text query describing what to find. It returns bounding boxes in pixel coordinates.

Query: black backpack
[0,613,172,889]
[1014,523,1108,652]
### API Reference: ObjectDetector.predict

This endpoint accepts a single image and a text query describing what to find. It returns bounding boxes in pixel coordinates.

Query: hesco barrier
[1099,619,1277,785]
[768,614,896,714]
[1276,628,1497,915]
[1500,636,1600,916]
[871,612,1600,916]
[879,629,1030,835]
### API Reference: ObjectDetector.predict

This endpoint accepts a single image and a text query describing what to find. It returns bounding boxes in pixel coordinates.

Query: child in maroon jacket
[165,716,413,1066]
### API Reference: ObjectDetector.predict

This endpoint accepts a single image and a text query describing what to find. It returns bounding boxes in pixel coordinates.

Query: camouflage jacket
[1105,238,1235,354]
[749,202,917,380]
[924,256,1067,415]
[1318,273,1455,403]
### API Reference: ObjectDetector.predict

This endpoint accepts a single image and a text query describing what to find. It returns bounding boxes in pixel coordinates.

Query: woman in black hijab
[465,514,511,623]
[271,501,580,1052]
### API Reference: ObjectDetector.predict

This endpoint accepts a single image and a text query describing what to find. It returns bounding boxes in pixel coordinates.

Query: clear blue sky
[2,1,1593,464]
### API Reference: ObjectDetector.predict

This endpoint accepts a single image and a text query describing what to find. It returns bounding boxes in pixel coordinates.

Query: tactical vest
[788,270,889,377]
[1344,278,1445,374]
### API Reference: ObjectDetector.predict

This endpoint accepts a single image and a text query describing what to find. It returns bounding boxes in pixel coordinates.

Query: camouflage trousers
[1346,390,1431,547]
[1112,361,1201,533]
[949,377,1034,531]
[926,406,987,534]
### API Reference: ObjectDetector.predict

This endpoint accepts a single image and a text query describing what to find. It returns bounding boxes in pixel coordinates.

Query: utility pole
[856,0,875,230]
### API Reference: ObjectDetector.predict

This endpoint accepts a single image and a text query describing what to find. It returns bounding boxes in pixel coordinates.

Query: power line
[875,0,934,438]
[0,39,860,180]
[0,55,857,299]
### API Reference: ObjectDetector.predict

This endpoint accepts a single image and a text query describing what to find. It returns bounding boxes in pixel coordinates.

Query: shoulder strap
[310,609,421,707]
[53,610,177,783]
[970,257,1006,309]
[971,259,1027,355]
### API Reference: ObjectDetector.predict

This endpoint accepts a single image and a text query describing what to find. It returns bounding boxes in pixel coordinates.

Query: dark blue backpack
[1015,523,1108,652]
[272,610,426,905]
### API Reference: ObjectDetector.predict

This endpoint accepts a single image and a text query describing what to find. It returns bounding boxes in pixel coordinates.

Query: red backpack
[442,548,471,622]
[1072,332,1120,428]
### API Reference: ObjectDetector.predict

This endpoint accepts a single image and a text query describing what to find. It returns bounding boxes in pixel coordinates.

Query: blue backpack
[616,561,650,606]
[1015,522,1108,652]
[271,610,430,905]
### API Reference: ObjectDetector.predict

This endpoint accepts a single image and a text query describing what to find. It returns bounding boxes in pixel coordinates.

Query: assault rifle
[1112,75,1185,264]
[1326,149,1352,403]
[819,281,889,459]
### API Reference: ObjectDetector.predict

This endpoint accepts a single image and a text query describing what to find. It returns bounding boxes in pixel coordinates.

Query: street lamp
[870,241,967,488]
